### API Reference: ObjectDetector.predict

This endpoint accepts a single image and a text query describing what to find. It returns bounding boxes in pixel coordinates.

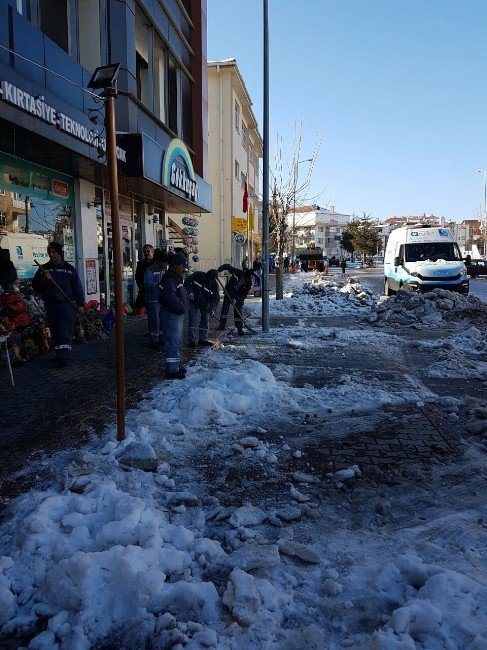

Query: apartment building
[288,205,351,259]
[0,0,211,303]
[174,58,262,270]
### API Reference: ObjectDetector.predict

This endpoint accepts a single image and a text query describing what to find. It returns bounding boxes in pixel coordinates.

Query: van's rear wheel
[384,278,395,296]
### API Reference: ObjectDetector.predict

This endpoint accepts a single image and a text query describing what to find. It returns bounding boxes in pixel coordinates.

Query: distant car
[347,261,363,269]
[466,259,487,278]
[373,257,384,267]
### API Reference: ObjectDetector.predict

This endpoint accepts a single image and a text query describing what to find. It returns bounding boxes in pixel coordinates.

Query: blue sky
[207,0,487,222]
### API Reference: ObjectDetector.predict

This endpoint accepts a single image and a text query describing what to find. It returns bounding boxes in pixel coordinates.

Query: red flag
[242,182,248,213]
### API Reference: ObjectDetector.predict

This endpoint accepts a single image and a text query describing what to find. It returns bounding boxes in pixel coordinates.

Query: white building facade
[177,59,262,270]
[288,205,351,260]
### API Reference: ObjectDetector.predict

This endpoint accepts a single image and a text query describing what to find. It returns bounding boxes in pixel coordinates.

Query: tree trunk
[276,266,284,300]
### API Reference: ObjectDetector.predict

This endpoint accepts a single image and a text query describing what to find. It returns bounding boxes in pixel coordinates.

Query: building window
[242,123,248,150]
[249,144,254,166]
[249,184,254,198]
[241,171,246,190]
[136,8,150,108]
[78,0,101,72]
[136,52,149,104]
[154,36,166,122]
[39,0,69,53]
[235,101,240,132]
[235,160,240,180]
[168,55,179,134]
[0,214,6,228]
[181,72,193,148]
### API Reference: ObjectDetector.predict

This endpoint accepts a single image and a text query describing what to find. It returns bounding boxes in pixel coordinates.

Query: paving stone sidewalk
[0,313,221,502]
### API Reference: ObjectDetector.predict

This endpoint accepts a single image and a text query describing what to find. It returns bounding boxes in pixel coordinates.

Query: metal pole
[292,163,297,264]
[262,0,270,332]
[24,196,30,233]
[105,92,126,442]
[484,171,486,219]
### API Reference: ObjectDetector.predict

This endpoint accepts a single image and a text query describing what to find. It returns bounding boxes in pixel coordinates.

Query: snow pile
[420,326,487,380]
[371,554,487,649]
[257,273,375,317]
[367,288,487,327]
[304,274,374,306]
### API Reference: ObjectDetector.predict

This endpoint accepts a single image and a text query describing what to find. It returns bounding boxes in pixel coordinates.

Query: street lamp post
[477,169,487,255]
[477,169,487,216]
[262,0,270,332]
[291,159,312,266]
[88,64,125,442]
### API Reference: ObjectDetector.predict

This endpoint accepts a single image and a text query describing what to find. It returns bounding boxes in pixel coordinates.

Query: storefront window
[102,194,136,306]
[0,152,75,280]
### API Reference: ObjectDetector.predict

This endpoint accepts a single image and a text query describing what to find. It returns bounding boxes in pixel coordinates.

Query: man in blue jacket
[184,269,220,348]
[159,251,189,379]
[217,264,253,335]
[32,241,85,368]
[144,248,168,350]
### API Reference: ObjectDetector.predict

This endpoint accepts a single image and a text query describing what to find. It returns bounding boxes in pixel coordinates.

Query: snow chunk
[229,506,268,528]
[222,568,291,627]
[228,544,280,571]
[333,465,362,482]
[239,436,260,448]
[278,539,320,564]
[118,441,158,472]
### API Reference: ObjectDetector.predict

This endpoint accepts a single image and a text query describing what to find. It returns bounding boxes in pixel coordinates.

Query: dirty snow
[1,271,486,648]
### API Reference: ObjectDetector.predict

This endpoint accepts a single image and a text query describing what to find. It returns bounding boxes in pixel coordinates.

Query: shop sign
[0,80,126,162]
[232,217,248,233]
[85,259,98,295]
[0,151,74,207]
[233,232,246,245]
[52,180,69,198]
[163,139,200,202]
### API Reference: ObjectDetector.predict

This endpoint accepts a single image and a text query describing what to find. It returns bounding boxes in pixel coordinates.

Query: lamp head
[88,64,121,93]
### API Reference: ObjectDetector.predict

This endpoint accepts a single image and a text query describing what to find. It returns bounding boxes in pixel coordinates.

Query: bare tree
[269,125,321,299]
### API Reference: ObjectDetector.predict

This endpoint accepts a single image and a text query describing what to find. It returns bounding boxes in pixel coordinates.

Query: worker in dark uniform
[144,248,168,349]
[32,241,85,368]
[134,244,154,312]
[158,252,189,379]
[184,269,220,348]
[217,264,253,335]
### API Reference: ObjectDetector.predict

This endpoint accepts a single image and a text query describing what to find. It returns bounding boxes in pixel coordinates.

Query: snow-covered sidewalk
[1,273,486,649]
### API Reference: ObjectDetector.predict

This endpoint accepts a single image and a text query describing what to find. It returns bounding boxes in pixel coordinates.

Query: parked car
[466,259,487,278]
[347,261,363,269]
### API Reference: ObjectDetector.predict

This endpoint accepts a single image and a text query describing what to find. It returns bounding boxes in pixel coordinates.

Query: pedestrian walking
[32,242,85,368]
[242,256,249,270]
[134,244,154,313]
[341,258,347,274]
[217,264,253,335]
[158,251,189,379]
[184,269,220,348]
[283,256,290,273]
[144,248,168,349]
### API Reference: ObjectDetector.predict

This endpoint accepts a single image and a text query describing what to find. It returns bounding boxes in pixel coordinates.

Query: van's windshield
[404,242,462,263]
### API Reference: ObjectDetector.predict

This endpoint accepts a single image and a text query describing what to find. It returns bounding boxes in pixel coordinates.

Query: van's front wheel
[384,278,395,296]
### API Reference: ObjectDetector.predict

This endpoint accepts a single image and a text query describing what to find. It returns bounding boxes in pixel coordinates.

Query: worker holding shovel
[217,264,254,335]
[32,242,85,369]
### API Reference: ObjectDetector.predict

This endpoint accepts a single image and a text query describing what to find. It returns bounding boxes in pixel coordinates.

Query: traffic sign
[233,232,246,245]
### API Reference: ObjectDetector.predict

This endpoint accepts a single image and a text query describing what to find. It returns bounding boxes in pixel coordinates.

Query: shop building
[0,0,211,305]
[171,58,262,271]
